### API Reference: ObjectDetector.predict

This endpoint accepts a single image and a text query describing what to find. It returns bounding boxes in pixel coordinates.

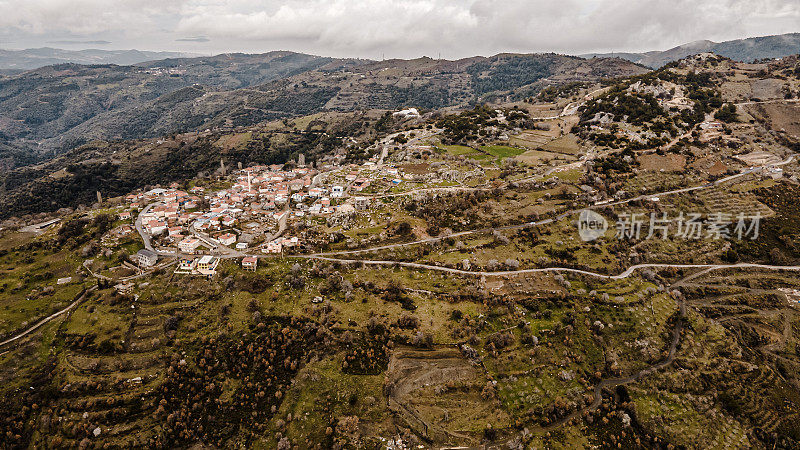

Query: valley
[2,50,800,448]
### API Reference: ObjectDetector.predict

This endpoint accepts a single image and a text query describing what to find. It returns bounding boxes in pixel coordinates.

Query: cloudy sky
[0,0,798,58]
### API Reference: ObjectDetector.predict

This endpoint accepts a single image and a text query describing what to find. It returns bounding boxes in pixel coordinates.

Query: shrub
[486,331,514,350]
[396,314,420,329]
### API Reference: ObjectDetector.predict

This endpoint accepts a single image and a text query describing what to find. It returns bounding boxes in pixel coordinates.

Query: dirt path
[295,256,800,281]
[0,286,96,351]
[735,98,800,107]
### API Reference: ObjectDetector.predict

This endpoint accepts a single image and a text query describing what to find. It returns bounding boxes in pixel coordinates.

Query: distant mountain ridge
[0,51,352,157]
[582,32,800,68]
[0,47,199,71]
[0,51,644,166]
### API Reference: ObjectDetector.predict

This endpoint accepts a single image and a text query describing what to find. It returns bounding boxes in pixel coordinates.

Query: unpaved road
[297,256,800,281]
[303,156,793,258]
[0,287,96,351]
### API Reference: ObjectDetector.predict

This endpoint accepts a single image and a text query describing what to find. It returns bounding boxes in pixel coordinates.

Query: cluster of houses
[123,158,414,277]
[127,186,203,238]
[263,236,300,253]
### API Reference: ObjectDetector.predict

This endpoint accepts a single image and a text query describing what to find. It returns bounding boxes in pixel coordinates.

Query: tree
[391,221,412,236]
[396,314,419,329]
[722,248,739,263]
[285,263,305,289]
[715,103,739,123]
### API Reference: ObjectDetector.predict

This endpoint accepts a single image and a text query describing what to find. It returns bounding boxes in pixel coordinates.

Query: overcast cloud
[0,0,797,58]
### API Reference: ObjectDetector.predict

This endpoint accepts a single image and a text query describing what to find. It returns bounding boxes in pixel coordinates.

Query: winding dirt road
[298,155,793,259]
[297,256,800,281]
[0,286,96,352]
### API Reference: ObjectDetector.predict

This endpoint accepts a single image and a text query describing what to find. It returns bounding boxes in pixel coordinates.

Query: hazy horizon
[1,30,798,63]
[1,0,798,60]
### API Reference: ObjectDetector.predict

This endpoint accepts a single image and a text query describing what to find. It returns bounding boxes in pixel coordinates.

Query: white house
[168,226,183,239]
[264,241,283,253]
[217,233,236,246]
[136,249,158,268]
[145,219,167,236]
[178,237,201,254]
[353,196,371,211]
[392,108,420,119]
[242,256,257,271]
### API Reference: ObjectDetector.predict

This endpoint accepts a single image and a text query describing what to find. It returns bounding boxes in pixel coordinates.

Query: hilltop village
[3,53,800,449]
[126,154,410,276]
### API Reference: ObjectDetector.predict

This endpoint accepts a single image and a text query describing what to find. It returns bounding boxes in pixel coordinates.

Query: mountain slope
[0,53,645,160]
[0,53,646,219]
[0,52,356,158]
[583,32,800,68]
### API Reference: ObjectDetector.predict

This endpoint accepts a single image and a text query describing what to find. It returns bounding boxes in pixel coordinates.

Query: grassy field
[545,168,582,182]
[516,148,576,165]
[509,132,551,149]
[0,231,88,336]
[438,144,480,157]
[437,144,526,164]
[542,133,583,155]
[480,145,526,160]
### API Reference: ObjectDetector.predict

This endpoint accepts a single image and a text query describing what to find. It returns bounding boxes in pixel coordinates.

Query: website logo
[578,209,608,242]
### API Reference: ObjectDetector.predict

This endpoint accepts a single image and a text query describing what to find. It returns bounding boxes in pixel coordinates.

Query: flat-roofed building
[242,256,258,271]
[178,237,201,254]
[196,255,219,275]
[136,249,158,268]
